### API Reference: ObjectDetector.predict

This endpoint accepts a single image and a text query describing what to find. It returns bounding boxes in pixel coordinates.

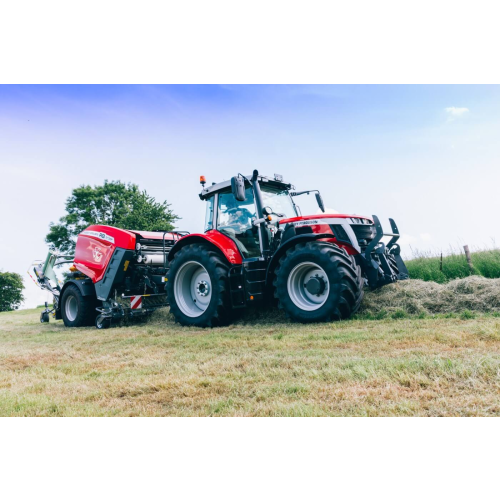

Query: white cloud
[445,107,469,120]
[420,233,432,241]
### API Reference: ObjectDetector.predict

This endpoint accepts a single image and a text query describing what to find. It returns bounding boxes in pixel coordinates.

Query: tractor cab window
[217,187,260,258]
[204,195,215,232]
[260,185,297,218]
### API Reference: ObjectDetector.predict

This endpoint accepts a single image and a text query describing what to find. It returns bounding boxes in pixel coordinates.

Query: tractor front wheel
[166,244,232,327]
[274,242,363,323]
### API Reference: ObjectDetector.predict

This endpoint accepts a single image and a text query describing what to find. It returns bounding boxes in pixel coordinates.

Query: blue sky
[1,85,499,307]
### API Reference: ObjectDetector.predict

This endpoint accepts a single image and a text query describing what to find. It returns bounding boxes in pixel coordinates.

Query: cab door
[215,187,261,258]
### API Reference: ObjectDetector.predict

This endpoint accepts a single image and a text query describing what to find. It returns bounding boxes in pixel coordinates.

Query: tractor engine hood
[279,214,373,225]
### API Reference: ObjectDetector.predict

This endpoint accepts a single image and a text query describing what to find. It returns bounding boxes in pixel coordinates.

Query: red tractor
[30,171,408,328]
[165,170,408,327]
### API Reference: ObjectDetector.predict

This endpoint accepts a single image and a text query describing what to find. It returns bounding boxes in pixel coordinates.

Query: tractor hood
[279,214,373,225]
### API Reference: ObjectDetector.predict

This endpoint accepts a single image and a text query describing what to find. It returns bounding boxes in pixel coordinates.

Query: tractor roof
[199,174,293,200]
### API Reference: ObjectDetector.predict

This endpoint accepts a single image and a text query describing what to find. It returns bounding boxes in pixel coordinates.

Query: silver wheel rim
[65,295,78,321]
[287,261,329,311]
[174,261,212,318]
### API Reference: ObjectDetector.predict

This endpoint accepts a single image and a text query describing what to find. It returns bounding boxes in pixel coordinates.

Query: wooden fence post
[463,245,474,273]
[440,252,443,271]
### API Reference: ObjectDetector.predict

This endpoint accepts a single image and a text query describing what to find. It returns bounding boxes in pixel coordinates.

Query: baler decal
[92,246,103,263]
[81,230,115,244]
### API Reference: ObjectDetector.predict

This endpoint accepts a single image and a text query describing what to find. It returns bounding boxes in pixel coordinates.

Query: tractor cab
[199,172,321,260]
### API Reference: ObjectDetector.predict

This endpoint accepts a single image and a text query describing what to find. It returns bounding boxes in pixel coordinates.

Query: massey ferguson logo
[294,220,319,226]
[93,246,103,263]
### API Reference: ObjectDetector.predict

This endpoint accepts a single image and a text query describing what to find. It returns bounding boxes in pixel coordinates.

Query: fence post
[463,245,474,273]
[440,252,443,271]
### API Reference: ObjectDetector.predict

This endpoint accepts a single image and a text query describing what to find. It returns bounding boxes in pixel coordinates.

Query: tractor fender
[60,278,97,301]
[167,231,243,265]
[265,233,348,287]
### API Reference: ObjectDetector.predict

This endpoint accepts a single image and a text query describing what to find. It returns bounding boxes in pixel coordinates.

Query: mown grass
[1,306,500,416]
[406,248,500,283]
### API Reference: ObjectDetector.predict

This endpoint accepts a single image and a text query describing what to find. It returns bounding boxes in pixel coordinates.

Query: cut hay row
[360,276,500,316]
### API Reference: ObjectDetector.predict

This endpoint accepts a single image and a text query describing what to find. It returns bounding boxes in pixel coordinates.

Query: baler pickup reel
[360,215,409,290]
[27,252,74,323]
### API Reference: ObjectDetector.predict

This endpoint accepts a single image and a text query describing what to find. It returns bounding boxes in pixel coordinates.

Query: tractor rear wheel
[60,284,97,328]
[166,244,232,327]
[274,242,363,323]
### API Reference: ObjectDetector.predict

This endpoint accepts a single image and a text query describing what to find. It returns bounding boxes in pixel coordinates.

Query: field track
[1,307,500,416]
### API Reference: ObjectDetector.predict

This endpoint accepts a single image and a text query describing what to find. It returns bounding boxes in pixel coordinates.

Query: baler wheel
[167,244,232,327]
[60,284,97,328]
[274,242,363,323]
[95,315,111,329]
[40,312,49,323]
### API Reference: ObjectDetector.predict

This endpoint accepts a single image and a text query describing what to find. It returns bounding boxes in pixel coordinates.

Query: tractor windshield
[260,185,297,218]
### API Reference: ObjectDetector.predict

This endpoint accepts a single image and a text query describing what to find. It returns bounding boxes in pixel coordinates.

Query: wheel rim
[174,261,212,318]
[65,295,78,321]
[287,261,329,311]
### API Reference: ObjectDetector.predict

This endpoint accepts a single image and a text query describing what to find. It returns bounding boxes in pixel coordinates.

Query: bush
[0,272,24,312]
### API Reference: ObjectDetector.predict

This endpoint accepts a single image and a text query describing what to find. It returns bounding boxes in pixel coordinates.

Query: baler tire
[61,284,97,328]
[274,242,364,323]
[95,315,111,329]
[40,312,49,323]
[166,244,233,328]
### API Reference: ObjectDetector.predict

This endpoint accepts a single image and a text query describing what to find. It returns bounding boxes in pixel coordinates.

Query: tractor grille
[350,224,376,249]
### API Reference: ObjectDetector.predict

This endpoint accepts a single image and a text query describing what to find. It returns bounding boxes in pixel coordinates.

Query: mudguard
[167,230,243,265]
[60,277,96,298]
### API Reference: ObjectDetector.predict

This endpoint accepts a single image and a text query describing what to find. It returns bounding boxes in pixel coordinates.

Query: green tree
[0,272,25,312]
[46,180,179,253]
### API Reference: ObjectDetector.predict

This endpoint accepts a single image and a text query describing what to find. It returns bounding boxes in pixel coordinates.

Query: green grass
[406,249,500,283]
[1,307,500,416]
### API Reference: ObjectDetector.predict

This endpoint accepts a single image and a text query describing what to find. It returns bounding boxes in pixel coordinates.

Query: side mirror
[262,206,272,216]
[315,192,325,213]
[231,175,246,202]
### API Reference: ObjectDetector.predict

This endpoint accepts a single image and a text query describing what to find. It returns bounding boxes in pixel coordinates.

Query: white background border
[1,1,499,497]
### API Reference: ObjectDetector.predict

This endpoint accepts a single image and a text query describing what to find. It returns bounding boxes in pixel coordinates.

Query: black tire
[60,284,97,328]
[166,244,232,327]
[40,312,49,323]
[274,242,364,323]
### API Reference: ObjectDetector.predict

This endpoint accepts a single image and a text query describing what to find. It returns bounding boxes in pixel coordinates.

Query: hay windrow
[360,276,500,315]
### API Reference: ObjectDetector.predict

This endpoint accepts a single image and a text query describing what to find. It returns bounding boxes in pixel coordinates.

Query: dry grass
[1,296,500,416]
[360,276,500,316]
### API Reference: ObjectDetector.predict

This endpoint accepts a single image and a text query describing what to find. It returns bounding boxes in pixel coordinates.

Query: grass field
[406,248,500,283]
[1,303,500,416]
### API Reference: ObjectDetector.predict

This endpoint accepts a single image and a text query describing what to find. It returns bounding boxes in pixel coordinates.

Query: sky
[1,84,499,308]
